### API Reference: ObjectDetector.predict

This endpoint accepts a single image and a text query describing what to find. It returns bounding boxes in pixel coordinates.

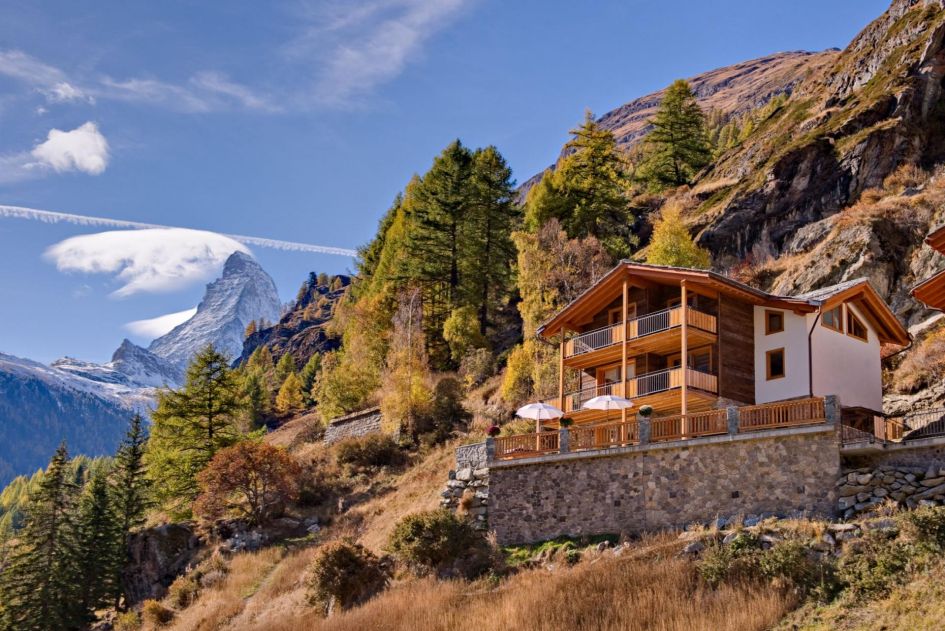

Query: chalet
[536,262,910,430]
[912,224,945,311]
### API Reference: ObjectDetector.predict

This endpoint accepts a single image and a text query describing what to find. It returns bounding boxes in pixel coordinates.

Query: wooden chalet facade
[536,263,910,429]
[913,225,945,310]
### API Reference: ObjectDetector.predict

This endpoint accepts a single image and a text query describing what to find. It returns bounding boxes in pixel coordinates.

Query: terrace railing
[738,398,826,432]
[564,306,717,358]
[570,418,639,451]
[493,431,560,460]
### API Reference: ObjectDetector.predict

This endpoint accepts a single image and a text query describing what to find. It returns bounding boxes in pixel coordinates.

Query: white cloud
[189,72,280,112]
[0,51,93,104]
[287,0,472,106]
[125,307,198,338]
[43,228,251,297]
[30,122,109,175]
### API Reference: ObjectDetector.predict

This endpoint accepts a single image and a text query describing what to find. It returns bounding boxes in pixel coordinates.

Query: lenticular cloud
[44,228,250,297]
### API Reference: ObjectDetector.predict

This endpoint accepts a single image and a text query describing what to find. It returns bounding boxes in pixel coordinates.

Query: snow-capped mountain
[147,251,280,369]
[0,251,282,485]
[0,352,151,486]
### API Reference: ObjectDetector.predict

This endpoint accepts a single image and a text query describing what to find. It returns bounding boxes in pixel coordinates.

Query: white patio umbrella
[582,395,634,422]
[516,402,565,432]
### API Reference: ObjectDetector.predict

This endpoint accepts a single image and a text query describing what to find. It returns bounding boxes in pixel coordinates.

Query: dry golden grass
[155,548,283,631]
[235,553,794,631]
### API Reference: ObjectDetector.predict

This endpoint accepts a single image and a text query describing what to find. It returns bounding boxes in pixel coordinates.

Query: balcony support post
[621,277,629,424]
[558,326,566,414]
[680,281,689,436]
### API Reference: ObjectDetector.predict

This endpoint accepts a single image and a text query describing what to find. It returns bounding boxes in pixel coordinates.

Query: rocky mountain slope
[239,274,350,366]
[149,251,281,369]
[520,49,839,193]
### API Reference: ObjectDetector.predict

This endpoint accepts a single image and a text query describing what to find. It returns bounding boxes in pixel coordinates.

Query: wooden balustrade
[563,307,718,358]
[686,369,718,393]
[738,397,826,432]
[493,431,560,460]
[570,419,639,451]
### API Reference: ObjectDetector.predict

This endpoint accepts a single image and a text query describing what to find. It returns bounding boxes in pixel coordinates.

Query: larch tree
[638,79,712,190]
[145,345,244,517]
[274,352,297,386]
[645,203,712,269]
[525,112,636,258]
[299,354,322,407]
[275,372,305,416]
[0,444,82,631]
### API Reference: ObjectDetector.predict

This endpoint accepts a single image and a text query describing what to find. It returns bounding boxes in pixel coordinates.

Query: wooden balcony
[542,367,719,424]
[563,306,717,369]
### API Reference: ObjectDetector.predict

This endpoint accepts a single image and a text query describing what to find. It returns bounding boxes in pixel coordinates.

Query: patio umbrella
[582,395,634,421]
[516,402,565,432]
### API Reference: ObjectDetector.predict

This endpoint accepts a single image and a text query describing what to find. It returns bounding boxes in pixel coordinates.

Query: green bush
[697,534,763,587]
[306,541,390,614]
[388,509,495,578]
[459,348,495,388]
[335,434,406,470]
[901,505,945,549]
[167,574,200,609]
[141,600,174,627]
[113,610,141,631]
[837,533,914,599]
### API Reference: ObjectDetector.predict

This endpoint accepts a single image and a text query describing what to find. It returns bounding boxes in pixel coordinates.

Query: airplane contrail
[0,204,358,257]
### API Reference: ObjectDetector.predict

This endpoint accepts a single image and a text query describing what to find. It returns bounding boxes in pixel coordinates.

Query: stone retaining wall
[487,426,840,545]
[323,407,384,444]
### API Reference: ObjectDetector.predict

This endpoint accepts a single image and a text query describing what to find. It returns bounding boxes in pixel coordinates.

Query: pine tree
[275,372,304,415]
[244,320,258,339]
[638,79,712,190]
[525,112,636,258]
[145,346,244,517]
[299,354,322,407]
[0,444,82,631]
[74,468,121,624]
[645,203,712,269]
[110,414,150,608]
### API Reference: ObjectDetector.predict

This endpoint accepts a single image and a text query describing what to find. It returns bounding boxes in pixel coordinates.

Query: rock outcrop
[122,523,203,605]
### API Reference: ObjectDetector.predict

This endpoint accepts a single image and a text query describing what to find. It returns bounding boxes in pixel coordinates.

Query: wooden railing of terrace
[493,431,560,460]
[738,397,826,432]
[649,408,728,442]
[564,306,717,358]
[570,419,639,451]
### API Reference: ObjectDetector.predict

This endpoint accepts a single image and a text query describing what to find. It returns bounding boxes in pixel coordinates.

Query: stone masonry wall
[323,407,384,445]
[441,441,490,530]
[837,441,945,517]
[488,427,840,545]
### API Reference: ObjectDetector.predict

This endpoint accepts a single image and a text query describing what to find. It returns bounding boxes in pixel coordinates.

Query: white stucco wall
[753,307,810,404]
[810,302,883,412]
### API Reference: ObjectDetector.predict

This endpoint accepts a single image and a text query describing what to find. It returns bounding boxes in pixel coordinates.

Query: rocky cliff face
[239,275,350,366]
[693,0,945,264]
[520,50,838,194]
[149,251,281,369]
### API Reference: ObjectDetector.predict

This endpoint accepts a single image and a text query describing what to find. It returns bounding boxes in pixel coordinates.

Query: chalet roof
[537,262,910,346]
[795,278,870,302]
[926,224,945,254]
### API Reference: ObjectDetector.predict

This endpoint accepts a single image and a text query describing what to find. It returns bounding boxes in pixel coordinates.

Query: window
[766,348,785,380]
[847,310,868,342]
[822,306,843,332]
[608,304,636,325]
[765,309,784,335]
[668,347,712,373]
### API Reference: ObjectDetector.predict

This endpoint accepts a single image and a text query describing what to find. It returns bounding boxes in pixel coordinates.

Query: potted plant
[487,424,501,438]
[559,417,574,428]
[638,405,654,418]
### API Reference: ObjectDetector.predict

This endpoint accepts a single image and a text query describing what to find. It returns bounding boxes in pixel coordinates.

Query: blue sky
[0,0,889,363]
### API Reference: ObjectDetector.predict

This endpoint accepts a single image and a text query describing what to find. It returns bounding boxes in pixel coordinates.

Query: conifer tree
[74,468,121,624]
[638,79,711,190]
[0,444,82,631]
[274,352,296,386]
[240,367,270,426]
[110,414,150,608]
[275,372,304,415]
[645,203,711,269]
[525,112,636,258]
[244,320,257,339]
[145,346,243,516]
[299,354,322,407]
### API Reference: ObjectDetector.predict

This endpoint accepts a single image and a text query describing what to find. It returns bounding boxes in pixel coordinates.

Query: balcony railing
[564,306,717,358]
[490,397,829,460]
[542,367,718,414]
